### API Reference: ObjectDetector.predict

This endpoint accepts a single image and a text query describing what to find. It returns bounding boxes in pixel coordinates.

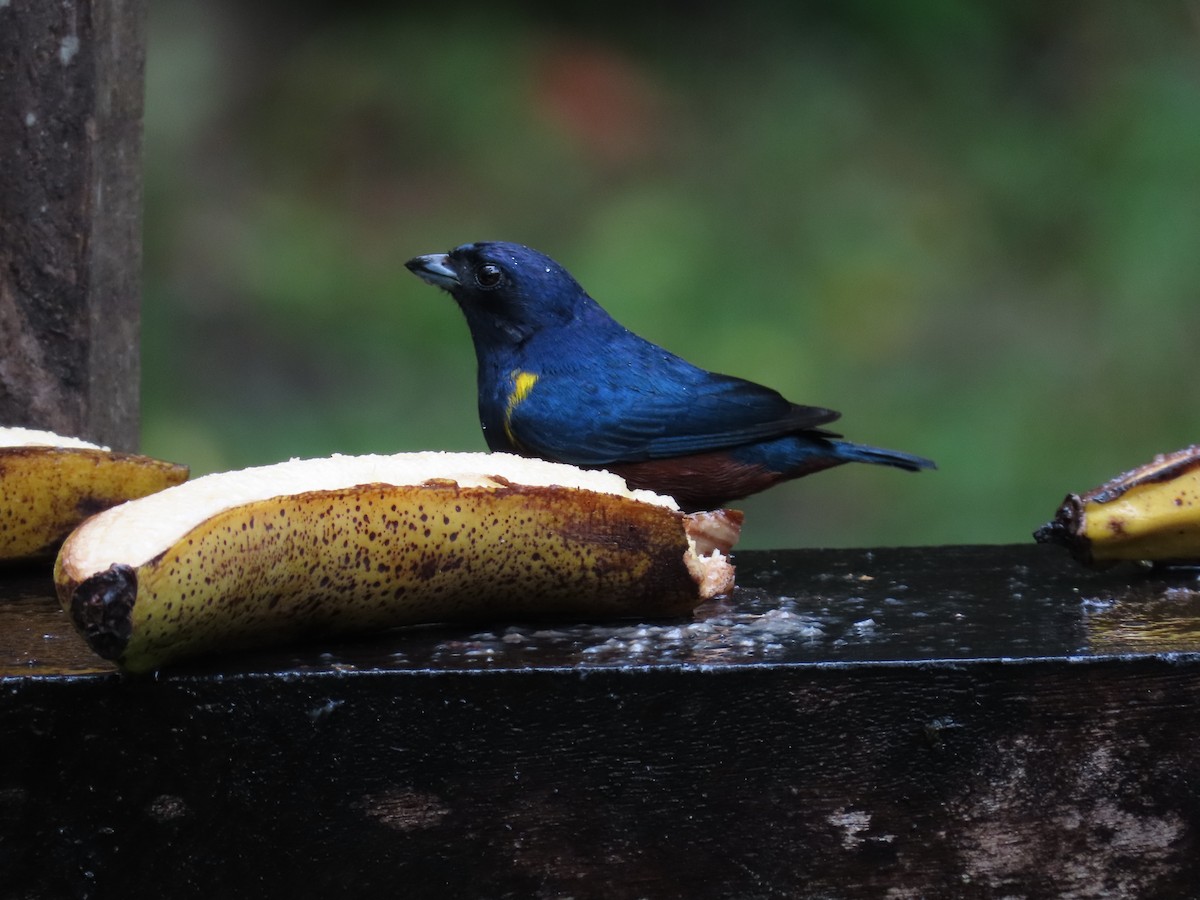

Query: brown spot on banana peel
[56,479,739,673]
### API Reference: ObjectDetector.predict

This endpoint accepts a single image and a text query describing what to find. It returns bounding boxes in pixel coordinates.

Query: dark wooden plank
[4,545,1200,897]
[0,0,145,450]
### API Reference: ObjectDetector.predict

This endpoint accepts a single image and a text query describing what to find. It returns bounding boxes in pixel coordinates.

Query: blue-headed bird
[406,241,934,511]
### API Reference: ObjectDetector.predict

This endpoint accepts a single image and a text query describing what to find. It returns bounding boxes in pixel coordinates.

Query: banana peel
[54,451,741,672]
[1035,445,1200,566]
[1,427,188,561]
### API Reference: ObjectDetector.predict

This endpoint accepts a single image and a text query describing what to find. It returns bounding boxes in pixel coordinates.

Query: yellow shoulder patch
[503,370,539,446]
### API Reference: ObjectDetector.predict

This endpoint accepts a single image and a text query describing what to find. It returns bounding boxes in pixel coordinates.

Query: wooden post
[0,0,146,450]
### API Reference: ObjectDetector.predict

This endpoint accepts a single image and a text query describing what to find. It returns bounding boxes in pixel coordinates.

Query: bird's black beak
[405,253,459,290]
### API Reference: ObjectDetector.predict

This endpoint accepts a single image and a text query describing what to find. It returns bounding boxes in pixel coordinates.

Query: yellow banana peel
[54,451,740,672]
[1,426,188,560]
[1035,445,1200,566]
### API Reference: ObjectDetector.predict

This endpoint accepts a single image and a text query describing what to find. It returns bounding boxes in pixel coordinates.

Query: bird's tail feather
[829,440,936,473]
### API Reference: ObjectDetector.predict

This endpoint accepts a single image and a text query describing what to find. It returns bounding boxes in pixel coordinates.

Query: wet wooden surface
[5,544,1200,898]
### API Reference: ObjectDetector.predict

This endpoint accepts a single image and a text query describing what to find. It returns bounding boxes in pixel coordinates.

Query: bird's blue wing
[505,350,841,466]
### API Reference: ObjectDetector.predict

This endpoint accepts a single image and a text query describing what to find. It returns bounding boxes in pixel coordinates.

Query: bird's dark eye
[475,264,503,289]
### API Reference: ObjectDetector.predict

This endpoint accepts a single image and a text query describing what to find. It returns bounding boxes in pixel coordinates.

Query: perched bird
[406,241,934,511]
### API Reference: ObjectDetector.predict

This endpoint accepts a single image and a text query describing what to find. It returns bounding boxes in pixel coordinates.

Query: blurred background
[140,1,1200,550]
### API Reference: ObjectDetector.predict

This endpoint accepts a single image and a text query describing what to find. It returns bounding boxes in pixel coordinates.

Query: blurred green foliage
[141,1,1200,549]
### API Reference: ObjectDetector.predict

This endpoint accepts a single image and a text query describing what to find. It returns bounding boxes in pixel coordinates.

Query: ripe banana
[1035,445,1200,566]
[1,426,188,561]
[55,451,740,673]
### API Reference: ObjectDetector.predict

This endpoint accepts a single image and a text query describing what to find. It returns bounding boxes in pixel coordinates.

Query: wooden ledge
[4,545,1200,897]
[5,544,1200,677]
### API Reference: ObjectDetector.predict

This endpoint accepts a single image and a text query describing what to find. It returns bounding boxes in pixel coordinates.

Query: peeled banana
[1,426,188,561]
[55,451,740,673]
[1035,445,1200,566]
